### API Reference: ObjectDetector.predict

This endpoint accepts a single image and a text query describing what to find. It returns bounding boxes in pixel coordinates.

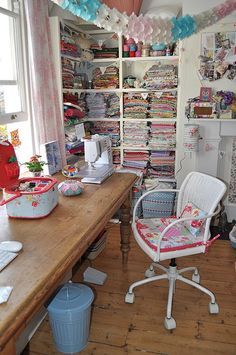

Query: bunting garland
[52,0,236,44]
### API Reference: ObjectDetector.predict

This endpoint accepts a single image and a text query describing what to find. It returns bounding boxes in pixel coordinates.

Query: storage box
[0,141,58,218]
[86,230,107,260]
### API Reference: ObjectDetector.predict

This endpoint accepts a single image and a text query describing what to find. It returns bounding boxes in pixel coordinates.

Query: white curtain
[24,0,66,165]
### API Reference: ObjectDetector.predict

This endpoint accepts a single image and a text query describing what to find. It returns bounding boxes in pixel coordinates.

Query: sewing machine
[78,135,114,184]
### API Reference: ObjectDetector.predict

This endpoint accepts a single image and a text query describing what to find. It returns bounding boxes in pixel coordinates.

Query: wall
[176,0,236,220]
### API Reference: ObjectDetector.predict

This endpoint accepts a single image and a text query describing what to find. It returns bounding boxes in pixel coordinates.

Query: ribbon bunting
[52,0,236,44]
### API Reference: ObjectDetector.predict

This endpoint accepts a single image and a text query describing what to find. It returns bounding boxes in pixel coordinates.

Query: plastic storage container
[47,283,94,354]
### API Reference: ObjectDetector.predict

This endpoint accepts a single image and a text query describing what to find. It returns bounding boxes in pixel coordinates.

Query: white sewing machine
[78,135,114,184]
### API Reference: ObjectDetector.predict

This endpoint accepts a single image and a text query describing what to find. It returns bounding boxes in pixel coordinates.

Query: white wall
[176,0,236,220]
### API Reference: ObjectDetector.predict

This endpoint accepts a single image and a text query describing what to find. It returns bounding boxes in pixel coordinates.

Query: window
[0,1,33,172]
[0,0,27,124]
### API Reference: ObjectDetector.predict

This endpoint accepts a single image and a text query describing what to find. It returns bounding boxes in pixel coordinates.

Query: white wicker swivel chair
[125,172,227,330]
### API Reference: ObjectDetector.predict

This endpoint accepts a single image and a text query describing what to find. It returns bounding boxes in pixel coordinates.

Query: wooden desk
[0,172,136,354]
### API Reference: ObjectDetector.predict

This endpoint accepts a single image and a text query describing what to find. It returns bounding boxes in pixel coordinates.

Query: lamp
[183,124,200,152]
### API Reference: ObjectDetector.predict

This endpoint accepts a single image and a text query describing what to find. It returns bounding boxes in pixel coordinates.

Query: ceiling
[140,0,182,17]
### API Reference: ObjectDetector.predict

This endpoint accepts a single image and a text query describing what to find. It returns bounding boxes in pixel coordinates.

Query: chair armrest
[132,188,180,224]
[155,203,221,261]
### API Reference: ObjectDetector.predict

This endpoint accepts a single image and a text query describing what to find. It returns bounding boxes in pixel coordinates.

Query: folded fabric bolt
[83,267,107,285]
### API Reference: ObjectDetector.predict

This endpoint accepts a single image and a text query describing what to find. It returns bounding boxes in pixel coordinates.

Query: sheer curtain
[24,0,66,165]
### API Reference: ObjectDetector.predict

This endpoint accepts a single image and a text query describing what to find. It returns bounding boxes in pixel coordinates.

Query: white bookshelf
[50,17,180,175]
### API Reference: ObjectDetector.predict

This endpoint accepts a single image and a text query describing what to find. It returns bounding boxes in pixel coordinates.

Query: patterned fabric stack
[63,92,86,126]
[92,66,119,89]
[105,93,120,118]
[91,48,118,59]
[86,93,106,118]
[89,121,120,147]
[142,65,178,90]
[123,150,149,171]
[123,121,149,148]
[149,151,175,179]
[148,91,177,118]
[123,93,149,119]
[149,123,176,150]
[61,32,80,58]
[112,150,120,164]
[61,57,75,89]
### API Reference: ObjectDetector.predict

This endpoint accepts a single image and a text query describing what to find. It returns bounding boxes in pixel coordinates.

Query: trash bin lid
[47,283,94,312]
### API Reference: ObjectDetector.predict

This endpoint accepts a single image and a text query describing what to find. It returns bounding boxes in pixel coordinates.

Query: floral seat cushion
[136,217,205,252]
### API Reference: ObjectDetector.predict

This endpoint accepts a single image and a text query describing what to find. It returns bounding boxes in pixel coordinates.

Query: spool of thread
[129,44,137,52]
[129,51,136,57]
[142,49,150,57]
[123,51,129,57]
[123,44,129,52]
[135,50,141,57]
[126,38,135,45]
[137,42,142,51]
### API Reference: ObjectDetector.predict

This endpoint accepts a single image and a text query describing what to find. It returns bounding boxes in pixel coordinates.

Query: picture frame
[40,140,62,175]
[200,87,212,102]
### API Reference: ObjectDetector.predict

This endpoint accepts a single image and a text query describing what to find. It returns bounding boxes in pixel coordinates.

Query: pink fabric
[24,0,66,165]
[136,218,204,253]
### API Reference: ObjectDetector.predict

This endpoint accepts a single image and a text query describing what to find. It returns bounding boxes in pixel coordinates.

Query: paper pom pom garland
[53,0,236,45]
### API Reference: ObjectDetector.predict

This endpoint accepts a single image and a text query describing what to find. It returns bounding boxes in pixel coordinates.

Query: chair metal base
[125,262,219,330]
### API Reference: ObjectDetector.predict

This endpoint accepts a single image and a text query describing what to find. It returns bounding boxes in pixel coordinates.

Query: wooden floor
[26,224,236,355]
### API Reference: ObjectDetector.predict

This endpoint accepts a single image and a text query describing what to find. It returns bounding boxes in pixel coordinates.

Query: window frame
[0,2,27,124]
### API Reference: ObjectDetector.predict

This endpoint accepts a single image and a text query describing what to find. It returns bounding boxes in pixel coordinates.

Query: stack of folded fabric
[123,93,148,119]
[65,125,84,155]
[123,121,149,148]
[61,57,75,88]
[148,91,177,118]
[61,32,80,58]
[63,93,86,126]
[85,93,106,118]
[64,104,84,121]
[91,48,119,59]
[149,123,176,150]
[92,66,119,89]
[149,151,175,179]
[142,64,178,90]
[89,121,120,147]
[105,93,120,118]
[112,150,120,164]
[123,150,149,172]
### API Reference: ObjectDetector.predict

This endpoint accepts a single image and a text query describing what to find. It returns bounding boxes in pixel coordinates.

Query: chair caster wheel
[145,268,156,278]
[209,302,219,314]
[192,273,200,283]
[164,317,176,330]
[125,292,135,304]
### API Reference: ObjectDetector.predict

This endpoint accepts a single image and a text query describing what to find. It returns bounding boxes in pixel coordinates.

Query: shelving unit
[50,17,180,177]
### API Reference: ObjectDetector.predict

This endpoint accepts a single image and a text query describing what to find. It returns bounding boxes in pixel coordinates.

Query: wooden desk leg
[0,338,16,355]
[120,193,131,264]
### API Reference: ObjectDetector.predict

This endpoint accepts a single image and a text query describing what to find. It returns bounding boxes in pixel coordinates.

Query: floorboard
[25,224,236,355]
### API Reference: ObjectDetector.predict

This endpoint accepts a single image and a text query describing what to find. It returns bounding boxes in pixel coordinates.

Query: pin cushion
[58,180,84,196]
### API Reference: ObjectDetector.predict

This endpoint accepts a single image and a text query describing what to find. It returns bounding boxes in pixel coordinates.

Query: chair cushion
[136,217,204,252]
[180,203,207,236]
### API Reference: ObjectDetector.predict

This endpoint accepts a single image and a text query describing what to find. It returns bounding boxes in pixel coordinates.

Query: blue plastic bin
[47,282,94,354]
